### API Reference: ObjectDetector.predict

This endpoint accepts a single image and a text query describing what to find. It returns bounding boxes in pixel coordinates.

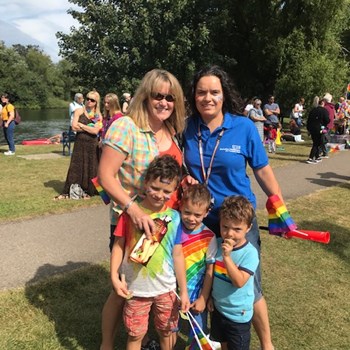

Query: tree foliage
[0,43,75,108]
[2,0,350,110]
[57,0,350,109]
[57,0,216,96]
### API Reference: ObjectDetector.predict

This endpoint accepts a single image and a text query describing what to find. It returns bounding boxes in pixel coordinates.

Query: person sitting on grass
[110,155,190,350]
[178,184,218,348]
[208,195,259,350]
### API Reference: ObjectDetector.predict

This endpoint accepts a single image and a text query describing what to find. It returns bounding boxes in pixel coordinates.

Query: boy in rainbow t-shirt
[208,195,259,350]
[178,184,217,347]
[110,155,189,350]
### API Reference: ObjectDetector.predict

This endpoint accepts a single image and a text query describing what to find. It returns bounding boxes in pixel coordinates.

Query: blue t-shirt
[183,113,268,234]
[212,239,259,323]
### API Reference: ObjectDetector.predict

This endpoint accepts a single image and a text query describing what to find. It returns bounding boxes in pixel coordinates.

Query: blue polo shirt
[183,113,268,234]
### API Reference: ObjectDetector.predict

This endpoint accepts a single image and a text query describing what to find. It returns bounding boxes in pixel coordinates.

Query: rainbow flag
[185,312,214,350]
[266,194,297,235]
[91,177,110,204]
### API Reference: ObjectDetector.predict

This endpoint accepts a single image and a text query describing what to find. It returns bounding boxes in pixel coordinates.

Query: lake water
[7,108,70,144]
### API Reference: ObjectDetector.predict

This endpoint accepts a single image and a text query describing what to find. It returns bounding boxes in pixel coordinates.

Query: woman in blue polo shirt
[183,65,283,350]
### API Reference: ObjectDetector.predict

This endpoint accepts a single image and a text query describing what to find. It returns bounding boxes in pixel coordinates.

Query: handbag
[69,184,84,200]
[14,109,22,125]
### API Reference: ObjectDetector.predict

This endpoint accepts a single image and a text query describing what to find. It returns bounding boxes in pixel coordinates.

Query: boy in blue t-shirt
[209,195,259,350]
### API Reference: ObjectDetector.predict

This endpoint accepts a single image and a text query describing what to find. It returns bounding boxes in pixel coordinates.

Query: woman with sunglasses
[182,66,287,350]
[98,69,185,350]
[54,90,102,200]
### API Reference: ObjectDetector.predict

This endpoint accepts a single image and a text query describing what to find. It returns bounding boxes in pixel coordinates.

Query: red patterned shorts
[123,291,179,337]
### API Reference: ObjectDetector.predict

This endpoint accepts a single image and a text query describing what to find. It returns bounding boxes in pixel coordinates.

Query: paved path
[1,150,349,290]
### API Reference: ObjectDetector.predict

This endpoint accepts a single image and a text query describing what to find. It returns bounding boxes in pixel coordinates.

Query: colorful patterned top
[103,116,182,224]
[212,239,259,323]
[179,223,217,303]
[86,109,103,129]
[114,205,182,297]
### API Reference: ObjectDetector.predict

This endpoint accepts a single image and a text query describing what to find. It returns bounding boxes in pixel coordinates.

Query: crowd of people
[3,65,349,349]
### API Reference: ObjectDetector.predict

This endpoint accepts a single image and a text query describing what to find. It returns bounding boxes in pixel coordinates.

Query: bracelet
[123,195,137,212]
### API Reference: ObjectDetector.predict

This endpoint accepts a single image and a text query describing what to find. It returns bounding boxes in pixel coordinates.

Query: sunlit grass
[0,185,349,349]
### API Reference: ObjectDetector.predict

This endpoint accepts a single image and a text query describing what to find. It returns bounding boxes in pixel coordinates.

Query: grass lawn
[0,133,349,349]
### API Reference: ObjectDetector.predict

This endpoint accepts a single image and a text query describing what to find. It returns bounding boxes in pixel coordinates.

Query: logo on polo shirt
[220,145,241,153]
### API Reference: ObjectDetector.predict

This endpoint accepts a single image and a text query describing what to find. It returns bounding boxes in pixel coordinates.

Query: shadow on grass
[304,176,350,189]
[24,262,188,350]
[25,263,112,350]
[298,217,350,265]
[44,179,66,193]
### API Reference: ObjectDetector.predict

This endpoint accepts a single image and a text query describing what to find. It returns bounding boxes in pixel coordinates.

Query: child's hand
[222,238,234,256]
[179,290,190,313]
[113,274,133,299]
[190,295,206,314]
[207,297,214,313]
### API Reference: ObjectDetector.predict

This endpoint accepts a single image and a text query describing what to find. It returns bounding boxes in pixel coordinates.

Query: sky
[0,0,80,62]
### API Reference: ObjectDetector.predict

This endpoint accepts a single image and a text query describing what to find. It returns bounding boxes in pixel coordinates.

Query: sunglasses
[86,97,96,103]
[151,92,175,102]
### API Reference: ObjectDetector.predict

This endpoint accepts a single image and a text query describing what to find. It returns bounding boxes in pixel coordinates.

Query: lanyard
[198,123,224,185]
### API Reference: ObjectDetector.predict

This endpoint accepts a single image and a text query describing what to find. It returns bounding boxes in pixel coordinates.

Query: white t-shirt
[293,103,303,118]
[244,104,254,113]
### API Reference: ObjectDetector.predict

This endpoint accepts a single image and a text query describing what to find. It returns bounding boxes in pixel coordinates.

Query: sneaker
[315,158,322,162]
[141,339,160,350]
[4,151,15,156]
[306,159,317,164]
[320,155,329,159]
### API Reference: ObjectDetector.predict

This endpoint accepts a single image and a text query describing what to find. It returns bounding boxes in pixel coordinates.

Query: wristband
[123,195,137,212]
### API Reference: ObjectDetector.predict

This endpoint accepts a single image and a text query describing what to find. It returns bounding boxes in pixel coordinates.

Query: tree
[0,42,74,108]
[58,0,350,109]
[57,0,215,96]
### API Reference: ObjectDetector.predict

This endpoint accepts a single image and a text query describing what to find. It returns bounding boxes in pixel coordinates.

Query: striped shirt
[179,223,217,302]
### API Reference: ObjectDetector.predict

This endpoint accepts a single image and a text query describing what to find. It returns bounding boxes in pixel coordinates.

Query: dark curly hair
[188,65,244,116]
[144,155,182,186]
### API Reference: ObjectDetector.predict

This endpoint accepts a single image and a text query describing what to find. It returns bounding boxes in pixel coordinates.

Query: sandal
[53,194,69,200]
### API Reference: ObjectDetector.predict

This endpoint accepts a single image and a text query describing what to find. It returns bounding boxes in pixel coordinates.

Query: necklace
[198,123,224,185]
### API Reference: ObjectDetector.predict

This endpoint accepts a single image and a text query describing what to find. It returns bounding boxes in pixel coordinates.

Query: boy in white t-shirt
[110,155,189,350]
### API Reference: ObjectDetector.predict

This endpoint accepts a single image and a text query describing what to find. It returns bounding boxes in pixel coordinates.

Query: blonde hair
[103,93,121,118]
[86,90,101,115]
[127,69,186,134]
